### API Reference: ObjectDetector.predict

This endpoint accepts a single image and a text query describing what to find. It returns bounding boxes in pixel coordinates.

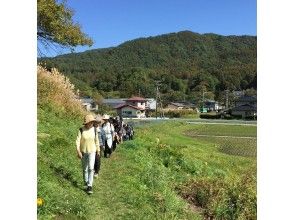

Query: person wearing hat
[76,114,100,194]
[101,114,115,158]
[93,115,104,177]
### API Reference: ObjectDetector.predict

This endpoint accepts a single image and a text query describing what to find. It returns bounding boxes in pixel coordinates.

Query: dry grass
[37,65,86,117]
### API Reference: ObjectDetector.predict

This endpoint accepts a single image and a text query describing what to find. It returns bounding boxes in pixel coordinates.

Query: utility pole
[155,80,160,119]
[225,89,229,109]
[202,90,205,111]
[155,80,164,119]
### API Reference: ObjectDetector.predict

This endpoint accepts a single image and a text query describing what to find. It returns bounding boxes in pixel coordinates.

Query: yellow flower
[37,198,44,207]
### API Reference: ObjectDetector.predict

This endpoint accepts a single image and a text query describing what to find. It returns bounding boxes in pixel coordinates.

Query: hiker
[112,117,122,151]
[126,124,134,140]
[122,123,127,141]
[76,114,100,194]
[116,116,124,144]
[93,115,104,178]
[101,114,114,158]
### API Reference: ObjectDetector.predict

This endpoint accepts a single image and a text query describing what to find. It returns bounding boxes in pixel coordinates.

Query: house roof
[204,99,217,103]
[169,102,186,107]
[125,96,146,102]
[237,96,257,102]
[102,98,126,104]
[233,90,245,97]
[114,104,144,110]
[231,104,257,111]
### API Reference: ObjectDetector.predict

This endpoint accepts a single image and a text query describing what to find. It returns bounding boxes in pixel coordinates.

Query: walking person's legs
[81,153,89,187]
[86,152,96,194]
[82,152,96,194]
[112,138,117,152]
[94,152,101,177]
[104,140,108,158]
[107,138,113,157]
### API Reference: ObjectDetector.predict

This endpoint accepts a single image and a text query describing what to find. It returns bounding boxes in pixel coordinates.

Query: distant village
[79,91,257,120]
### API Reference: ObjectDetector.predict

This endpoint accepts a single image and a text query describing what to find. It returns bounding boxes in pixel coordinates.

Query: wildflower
[37,198,44,207]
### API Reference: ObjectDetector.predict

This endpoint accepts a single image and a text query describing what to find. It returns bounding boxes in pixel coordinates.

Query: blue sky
[43,0,256,56]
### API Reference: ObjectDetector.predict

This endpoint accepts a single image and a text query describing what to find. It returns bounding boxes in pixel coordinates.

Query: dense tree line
[39,31,256,105]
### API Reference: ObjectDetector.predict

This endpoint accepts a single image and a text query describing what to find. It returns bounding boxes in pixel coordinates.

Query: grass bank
[38,110,256,219]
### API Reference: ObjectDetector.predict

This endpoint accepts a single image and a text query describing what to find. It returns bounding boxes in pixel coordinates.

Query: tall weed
[37,65,86,118]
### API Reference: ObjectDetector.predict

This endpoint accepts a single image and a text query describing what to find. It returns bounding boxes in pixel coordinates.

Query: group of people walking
[75,113,134,194]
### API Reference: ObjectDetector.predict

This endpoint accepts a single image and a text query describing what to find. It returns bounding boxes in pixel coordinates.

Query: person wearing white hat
[76,114,100,194]
[101,114,114,158]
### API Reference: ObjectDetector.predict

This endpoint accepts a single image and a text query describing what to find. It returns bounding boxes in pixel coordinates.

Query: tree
[37,0,93,55]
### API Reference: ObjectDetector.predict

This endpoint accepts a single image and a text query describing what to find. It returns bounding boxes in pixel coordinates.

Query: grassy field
[38,109,256,220]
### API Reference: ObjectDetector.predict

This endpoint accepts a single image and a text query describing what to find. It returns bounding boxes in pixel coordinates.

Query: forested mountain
[39,31,256,104]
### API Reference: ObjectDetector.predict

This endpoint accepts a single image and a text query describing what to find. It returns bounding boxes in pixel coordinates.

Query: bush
[199,114,221,119]
[37,65,86,118]
[163,109,197,118]
[245,116,257,120]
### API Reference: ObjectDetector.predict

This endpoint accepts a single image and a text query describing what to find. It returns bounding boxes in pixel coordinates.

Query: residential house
[232,90,245,99]
[80,97,98,112]
[167,102,186,110]
[102,98,126,108]
[235,96,257,108]
[114,96,147,118]
[231,104,257,119]
[203,99,219,111]
[166,102,196,110]
[145,98,157,110]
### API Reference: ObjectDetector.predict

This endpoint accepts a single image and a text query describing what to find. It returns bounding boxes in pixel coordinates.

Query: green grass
[38,107,256,220]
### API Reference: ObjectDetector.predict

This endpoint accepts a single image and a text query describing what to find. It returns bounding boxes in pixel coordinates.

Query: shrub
[200,114,221,119]
[37,65,86,118]
[163,109,197,118]
[245,115,257,120]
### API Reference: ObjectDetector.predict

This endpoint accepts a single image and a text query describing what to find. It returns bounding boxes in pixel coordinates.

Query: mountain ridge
[39,30,257,102]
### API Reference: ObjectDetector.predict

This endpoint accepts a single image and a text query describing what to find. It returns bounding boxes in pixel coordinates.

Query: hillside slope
[40,31,257,101]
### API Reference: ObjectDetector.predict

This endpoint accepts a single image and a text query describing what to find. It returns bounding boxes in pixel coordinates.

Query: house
[232,90,245,99]
[102,98,126,108]
[166,102,196,110]
[231,104,257,119]
[167,102,186,110]
[145,98,157,110]
[203,99,219,111]
[235,96,257,108]
[125,96,147,109]
[80,97,98,111]
[114,96,147,118]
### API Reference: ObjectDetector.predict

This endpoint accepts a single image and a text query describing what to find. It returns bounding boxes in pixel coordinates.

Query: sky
[42,0,256,56]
